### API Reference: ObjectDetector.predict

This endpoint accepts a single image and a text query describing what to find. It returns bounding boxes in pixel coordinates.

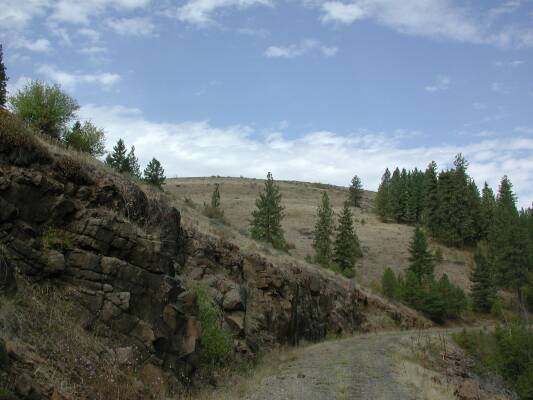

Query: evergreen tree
[398,169,410,223]
[407,169,425,224]
[489,176,521,294]
[250,172,286,249]
[471,248,495,313]
[381,268,398,300]
[126,146,142,178]
[402,270,424,309]
[203,183,224,219]
[422,161,440,237]
[375,168,392,221]
[389,168,402,221]
[313,192,335,266]
[143,158,166,189]
[333,202,362,273]
[480,182,496,241]
[348,175,364,208]
[211,183,221,209]
[407,226,435,285]
[105,139,128,172]
[0,44,7,109]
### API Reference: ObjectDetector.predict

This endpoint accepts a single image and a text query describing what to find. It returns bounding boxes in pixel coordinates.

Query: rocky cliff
[0,112,430,399]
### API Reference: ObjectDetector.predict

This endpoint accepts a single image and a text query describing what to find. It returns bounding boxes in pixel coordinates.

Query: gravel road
[247,328,470,400]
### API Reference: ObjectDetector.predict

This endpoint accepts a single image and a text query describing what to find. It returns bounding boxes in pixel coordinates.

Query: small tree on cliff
[106,139,128,171]
[313,192,335,266]
[333,202,362,275]
[250,172,286,250]
[143,158,166,189]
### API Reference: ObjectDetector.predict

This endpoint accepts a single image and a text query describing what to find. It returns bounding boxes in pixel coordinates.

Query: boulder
[222,287,243,311]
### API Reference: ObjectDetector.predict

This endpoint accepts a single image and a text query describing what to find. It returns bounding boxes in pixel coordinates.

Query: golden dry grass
[166,176,473,291]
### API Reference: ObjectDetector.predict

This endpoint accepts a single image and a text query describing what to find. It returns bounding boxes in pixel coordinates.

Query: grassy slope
[166,176,474,292]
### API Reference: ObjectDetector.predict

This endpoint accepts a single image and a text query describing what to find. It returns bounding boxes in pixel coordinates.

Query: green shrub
[9,80,78,140]
[454,323,533,400]
[193,284,233,366]
[63,121,106,156]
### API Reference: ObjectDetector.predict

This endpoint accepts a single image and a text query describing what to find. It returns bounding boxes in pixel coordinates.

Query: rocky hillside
[0,111,429,399]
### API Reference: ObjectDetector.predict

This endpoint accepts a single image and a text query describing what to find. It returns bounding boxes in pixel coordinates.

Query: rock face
[184,232,431,352]
[0,140,194,378]
[0,124,430,395]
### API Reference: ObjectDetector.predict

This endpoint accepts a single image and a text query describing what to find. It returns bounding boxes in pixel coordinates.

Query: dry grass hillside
[166,176,474,291]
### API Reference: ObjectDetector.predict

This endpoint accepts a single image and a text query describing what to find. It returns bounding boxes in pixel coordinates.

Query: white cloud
[321,2,366,24]
[48,0,151,24]
[170,0,272,26]
[0,0,50,30]
[316,0,533,48]
[36,64,121,91]
[78,28,101,43]
[424,75,450,92]
[12,38,52,52]
[79,104,533,207]
[265,39,338,58]
[106,17,157,36]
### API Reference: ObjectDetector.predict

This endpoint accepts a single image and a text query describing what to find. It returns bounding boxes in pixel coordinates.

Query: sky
[1,0,533,206]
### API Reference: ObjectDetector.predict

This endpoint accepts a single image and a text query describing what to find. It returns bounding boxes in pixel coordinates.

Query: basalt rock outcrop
[0,117,430,397]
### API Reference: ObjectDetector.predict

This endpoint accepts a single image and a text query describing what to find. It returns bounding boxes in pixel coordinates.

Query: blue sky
[1,0,533,205]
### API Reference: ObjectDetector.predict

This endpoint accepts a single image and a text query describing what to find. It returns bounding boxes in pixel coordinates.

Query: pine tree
[389,167,402,221]
[333,202,362,273]
[375,168,392,221]
[480,182,496,241]
[106,139,128,172]
[0,44,8,109]
[402,270,424,309]
[250,172,286,250]
[203,183,224,219]
[381,268,398,300]
[470,247,495,313]
[407,226,435,285]
[422,161,440,236]
[348,175,364,208]
[211,183,221,209]
[126,146,142,178]
[143,158,166,189]
[489,176,520,292]
[313,192,335,266]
